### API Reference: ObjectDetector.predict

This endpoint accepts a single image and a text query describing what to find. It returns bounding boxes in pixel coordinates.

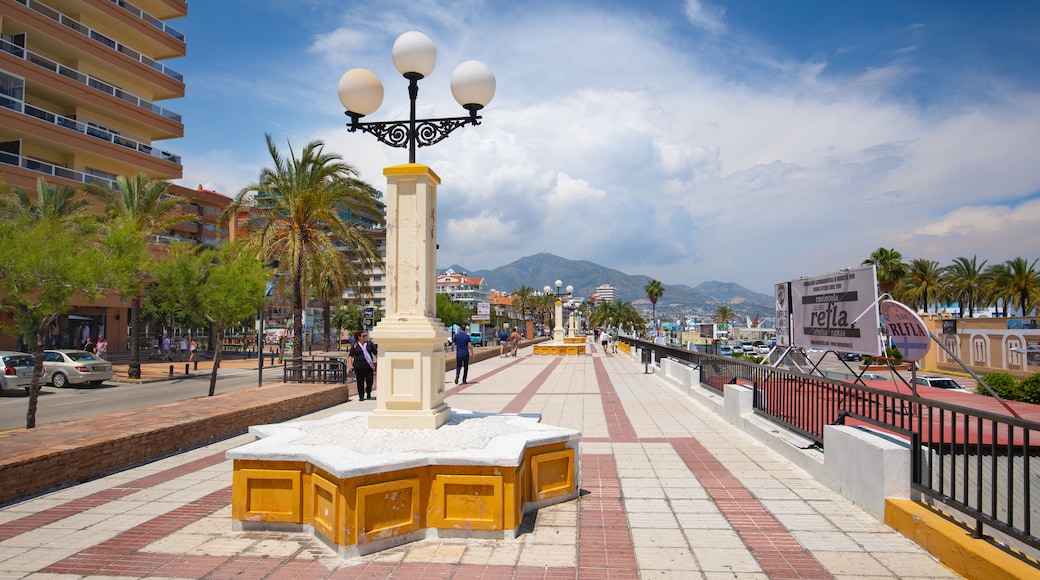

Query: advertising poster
[879,300,931,362]
[775,282,792,348]
[790,266,881,355]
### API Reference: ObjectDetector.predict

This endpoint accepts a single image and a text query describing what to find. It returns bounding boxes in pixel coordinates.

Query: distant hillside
[442,253,772,318]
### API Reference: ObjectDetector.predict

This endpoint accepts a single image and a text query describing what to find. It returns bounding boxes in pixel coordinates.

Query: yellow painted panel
[356,478,422,543]
[234,467,302,523]
[430,474,503,530]
[311,473,341,543]
[531,449,575,501]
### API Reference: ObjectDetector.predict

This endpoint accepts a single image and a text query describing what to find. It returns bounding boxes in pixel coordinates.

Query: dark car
[839,352,862,361]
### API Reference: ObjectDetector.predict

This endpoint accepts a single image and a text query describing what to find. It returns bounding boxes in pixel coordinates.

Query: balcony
[105,0,185,43]
[1,93,181,164]
[0,37,182,123]
[11,0,184,83]
[0,148,119,190]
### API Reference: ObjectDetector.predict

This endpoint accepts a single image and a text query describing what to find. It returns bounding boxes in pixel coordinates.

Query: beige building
[922,315,1040,379]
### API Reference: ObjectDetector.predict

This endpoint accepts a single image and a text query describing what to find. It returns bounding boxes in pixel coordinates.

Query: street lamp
[257,261,280,388]
[337,32,494,430]
[337,31,496,164]
[543,280,573,342]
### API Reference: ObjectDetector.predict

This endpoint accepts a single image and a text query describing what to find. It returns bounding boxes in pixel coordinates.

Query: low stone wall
[0,383,350,507]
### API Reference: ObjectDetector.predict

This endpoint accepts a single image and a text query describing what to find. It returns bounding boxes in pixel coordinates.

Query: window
[0,70,25,100]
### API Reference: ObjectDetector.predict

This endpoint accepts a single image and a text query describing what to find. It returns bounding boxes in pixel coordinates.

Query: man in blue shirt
[452,328,474,384]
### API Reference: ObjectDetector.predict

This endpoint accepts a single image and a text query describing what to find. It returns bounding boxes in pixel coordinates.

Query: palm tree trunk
[293,255,304,362]
[128,295,142,379]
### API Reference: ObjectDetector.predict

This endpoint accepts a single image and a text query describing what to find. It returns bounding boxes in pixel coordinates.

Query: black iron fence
[282,356,348,384]
[625,338,1040,553]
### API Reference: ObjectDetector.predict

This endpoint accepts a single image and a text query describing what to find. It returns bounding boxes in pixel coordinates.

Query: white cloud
[685,0,726,34]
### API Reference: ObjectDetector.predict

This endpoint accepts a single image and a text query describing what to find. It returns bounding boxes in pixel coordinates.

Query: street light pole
[257,263,280,388]
[543,280,573,342]
[337,31,495,430]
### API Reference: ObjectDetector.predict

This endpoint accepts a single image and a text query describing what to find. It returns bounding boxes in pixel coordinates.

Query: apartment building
[595,283,618,303]
[0,0,190,352]
[436,268,490,307]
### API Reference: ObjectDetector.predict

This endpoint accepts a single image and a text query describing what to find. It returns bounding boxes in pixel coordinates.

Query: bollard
[168,365,174,377]
[185,364,189,375]
[193,360,198,371]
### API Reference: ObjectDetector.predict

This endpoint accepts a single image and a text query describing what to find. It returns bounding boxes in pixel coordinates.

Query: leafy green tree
[436,293,473,329]
[227,134,382,362]
[896,258,943,312]
[148,242,267,395]
[330,303,363,349]
[0,181,104,428]
[863,247,907,296]
[86,173,192,378]
[644,279,665,334]
[942,256,987,317]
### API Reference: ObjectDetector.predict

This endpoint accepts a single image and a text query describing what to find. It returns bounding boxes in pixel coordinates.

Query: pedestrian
[82,336,94,354]
[188,337,198,363]
[95,336,108,359]
[151,337,160,360]
[600,327,610,352]
[510,328,521,357]
[499,329,509,357]
[347,330,377,401]
[161,335,172,361]
[610,328,618,353]
[179,335,188,361]
[451,327,473,384]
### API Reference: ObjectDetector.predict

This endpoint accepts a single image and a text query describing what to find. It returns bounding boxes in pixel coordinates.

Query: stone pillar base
[368,404,452,430]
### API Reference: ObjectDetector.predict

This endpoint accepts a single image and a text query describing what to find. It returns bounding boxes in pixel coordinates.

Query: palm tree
[227,134,383,360]
[0,178,92,226]
[942,256,987,318]
[713,305,735,327]
[996,257,1040,316]
[896,258,943,312]
[589,299,642,333]
[981,263,1013,317]
[511,285,535,330]
[644,279,665,335]
[86,173,193,379]
[863,247,908,296]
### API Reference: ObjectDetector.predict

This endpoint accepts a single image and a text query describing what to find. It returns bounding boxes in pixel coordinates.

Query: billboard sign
[790,266,881,355]
[879,300,931,362]
[472,302,491,322]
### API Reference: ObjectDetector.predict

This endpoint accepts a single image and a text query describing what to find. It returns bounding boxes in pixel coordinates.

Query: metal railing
[282,356,347,384]
[0,37,182,122]
[0,149,119,190]
[0,93,181,163]
[626,337,1040,553]
[11,0,184,82]
[105,0,185,42]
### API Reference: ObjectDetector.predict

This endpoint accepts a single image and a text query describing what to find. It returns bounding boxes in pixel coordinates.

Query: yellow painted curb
[885,499,1039,580]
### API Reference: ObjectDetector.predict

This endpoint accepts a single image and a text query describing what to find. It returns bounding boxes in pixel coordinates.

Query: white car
[913,376,970,393]
[42,350,113,388]
[1,351,43,393]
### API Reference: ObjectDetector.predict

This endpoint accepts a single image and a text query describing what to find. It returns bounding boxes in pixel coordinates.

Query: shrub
[977,372,1019,400]
[1018,373,1040,405]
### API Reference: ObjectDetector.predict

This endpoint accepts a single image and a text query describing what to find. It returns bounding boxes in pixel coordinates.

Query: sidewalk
[0,343,963,578]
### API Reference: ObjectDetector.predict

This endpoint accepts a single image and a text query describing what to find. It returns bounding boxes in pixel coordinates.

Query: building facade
[595,284,617,303]
[0,0,189,352]
[435,269,490,307]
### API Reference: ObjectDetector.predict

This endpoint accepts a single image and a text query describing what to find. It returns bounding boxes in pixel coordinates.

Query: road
[0,368,284,431]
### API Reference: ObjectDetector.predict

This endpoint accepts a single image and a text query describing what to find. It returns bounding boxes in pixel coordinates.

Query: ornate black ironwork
[346,114,481,154]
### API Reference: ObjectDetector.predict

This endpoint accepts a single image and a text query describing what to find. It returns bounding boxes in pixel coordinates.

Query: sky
[166,0,1040,295]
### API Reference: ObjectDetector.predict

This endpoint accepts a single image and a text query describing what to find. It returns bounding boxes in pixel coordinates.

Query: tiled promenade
[0,342,960,579]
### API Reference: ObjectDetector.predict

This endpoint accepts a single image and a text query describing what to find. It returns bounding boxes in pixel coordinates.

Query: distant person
[95,336,108,359]
[451,327,473,384]
[188,337,198,363]
[510,328,521,357]
[499,329,509,358]
[82,336,94,354]
[348,331,377,401]
[179,335,188,361]
[601,328,610,352]
[161,335,172,361]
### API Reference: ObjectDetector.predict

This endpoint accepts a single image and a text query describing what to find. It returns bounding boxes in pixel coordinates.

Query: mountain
[444,253,773,319]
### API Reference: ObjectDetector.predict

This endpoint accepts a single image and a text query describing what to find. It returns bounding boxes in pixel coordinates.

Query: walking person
[161,335,172,361]
[179,335,188,361]
[510,328,521,357]
[95,336,108,359]
[600,327,610,352]
[188,337,198,363]
[499,328,509,358]
[451,327,473,384]
[347,331,377,401]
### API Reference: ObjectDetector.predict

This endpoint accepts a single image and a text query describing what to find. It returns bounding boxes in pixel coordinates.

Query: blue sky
[167,0,1040,295]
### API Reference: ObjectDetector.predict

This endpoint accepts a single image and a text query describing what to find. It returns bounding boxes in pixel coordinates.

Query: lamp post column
[368,164,452,430]
[553,300,565,342]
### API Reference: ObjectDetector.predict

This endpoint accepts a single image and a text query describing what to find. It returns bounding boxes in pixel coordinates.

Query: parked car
[42,350,113,388]
[1,351,41,393]
[913,376,969,392]
[718,345,733,356]
[839,352,863,361]
[755,344,771,355]
[739,340,755,353]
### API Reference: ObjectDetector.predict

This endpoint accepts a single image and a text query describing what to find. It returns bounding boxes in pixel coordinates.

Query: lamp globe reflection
[337,31,496,163]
